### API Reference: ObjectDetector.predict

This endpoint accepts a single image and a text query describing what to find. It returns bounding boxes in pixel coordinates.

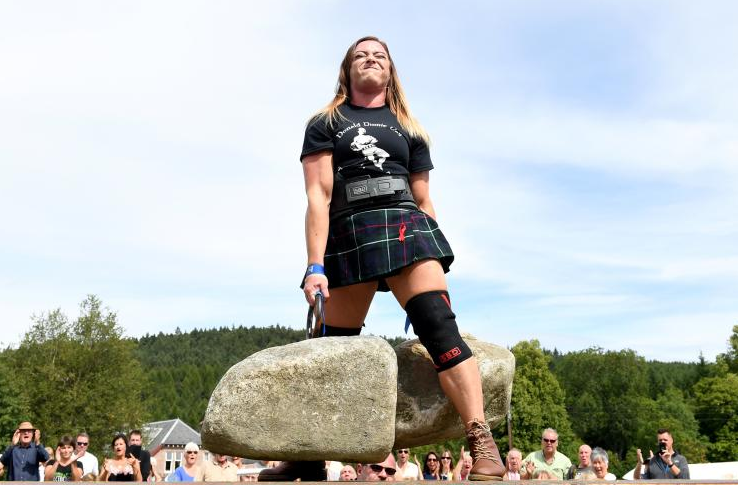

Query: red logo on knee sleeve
[439,347,461,364]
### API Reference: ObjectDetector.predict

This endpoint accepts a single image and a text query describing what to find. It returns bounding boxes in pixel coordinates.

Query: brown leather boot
[257,461,327,481]
[466,420,505,480]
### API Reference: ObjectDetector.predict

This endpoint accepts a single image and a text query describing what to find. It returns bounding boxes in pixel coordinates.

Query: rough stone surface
[393,334,515,448]
[201,336,397,462]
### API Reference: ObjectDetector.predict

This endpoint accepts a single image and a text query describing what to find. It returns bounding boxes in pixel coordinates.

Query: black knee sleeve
[404,290,472,372]
[320,324,362,337]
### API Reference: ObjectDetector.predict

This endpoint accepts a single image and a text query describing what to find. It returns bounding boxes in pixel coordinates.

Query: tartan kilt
[324,207,454,290]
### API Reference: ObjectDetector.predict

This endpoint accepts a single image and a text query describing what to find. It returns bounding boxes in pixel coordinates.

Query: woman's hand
[55,446,62,463]
[303,274,329,305]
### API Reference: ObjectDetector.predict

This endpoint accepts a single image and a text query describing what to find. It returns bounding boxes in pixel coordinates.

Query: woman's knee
[404,290,473,371]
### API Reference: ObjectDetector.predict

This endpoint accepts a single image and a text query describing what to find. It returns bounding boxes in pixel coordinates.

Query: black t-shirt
[45,459,81,481]
[301,103,433,178]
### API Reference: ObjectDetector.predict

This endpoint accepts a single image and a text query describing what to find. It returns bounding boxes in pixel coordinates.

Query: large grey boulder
[201,336,397,462]
[393,334,515,448]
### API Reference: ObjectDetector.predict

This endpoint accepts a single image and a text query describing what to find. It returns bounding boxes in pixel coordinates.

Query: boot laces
[467,421,498,462]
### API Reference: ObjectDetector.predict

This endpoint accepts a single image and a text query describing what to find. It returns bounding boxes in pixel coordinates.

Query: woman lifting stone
[260,35,505,482]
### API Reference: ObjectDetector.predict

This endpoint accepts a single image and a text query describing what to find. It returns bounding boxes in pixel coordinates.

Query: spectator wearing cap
[358,454,397,482]
[75,433,99,477]
[0,421,50,481]
[394,449,419,481]
[169,443,201,482]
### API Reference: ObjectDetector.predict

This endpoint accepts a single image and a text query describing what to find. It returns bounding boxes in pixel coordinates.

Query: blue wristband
[304,263,325,280]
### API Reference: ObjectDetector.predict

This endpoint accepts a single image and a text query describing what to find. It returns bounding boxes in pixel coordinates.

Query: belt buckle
[346,179,371,202]
[345,176,400,202]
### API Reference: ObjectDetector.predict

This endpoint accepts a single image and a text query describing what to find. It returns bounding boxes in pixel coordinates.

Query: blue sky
[1,1,736,362]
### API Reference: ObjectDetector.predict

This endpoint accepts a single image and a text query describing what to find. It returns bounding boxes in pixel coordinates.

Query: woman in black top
[98,434,142,482]
[262,35,505,483]
[44,435,82,481]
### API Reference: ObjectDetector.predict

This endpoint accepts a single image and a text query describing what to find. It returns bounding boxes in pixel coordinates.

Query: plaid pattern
[325,207,454,290]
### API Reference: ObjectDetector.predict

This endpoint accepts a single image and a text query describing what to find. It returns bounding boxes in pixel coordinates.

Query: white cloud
[1,1,736,363]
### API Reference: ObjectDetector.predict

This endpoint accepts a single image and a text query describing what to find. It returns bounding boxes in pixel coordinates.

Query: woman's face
[113,438,127,458]
[426,454,439,472]
[59,444,74,459]
[349,40,391,94]
[592,459,608,478]
[185,450,198,465]
[440,452,452,470]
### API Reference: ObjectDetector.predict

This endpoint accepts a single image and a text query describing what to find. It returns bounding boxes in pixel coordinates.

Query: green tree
[716,325,738,374]
[508,340,576,458]
[6,295,147,458]
[0,351,30,440]
[553,348,650,459]
[693,373,738,461]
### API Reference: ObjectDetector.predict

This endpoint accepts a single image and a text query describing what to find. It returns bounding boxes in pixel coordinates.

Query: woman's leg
[386,260,504,480]
[324,281,378,330]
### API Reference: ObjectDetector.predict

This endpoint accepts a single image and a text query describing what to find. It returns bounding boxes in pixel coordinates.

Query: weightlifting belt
[331,174,416,218]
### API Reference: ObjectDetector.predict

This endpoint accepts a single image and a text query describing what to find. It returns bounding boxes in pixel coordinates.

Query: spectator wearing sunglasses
[358,454,397,481]
[393,449,419,481]
[169,443,200,482]
[439,451,454,480]
[422,452,441,480]
[0,421,50,481]
[75,433,99,477]
[521,428,572,480]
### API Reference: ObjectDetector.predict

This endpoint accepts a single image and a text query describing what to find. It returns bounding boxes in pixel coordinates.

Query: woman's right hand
[303,274,329,305]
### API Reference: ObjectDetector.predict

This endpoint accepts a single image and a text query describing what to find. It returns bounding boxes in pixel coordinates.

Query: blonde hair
[315,36,429,143]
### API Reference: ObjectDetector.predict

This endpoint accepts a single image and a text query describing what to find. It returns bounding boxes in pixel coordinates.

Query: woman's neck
[350,89,386,108]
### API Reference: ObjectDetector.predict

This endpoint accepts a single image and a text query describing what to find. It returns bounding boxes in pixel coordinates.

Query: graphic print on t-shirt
[350,127,390,170]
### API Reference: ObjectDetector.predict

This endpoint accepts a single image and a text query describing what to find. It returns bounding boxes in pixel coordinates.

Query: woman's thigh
[386,259,447,308]
[324,280,378,328]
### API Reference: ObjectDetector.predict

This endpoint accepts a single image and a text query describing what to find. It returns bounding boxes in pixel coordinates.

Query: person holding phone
[634,428,690,479]
[0,421,50,481]
[44,435,83,481]
[98,433,142,482]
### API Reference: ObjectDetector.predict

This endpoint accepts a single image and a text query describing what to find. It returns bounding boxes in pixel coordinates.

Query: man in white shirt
[393,449,419,481]
[74,433,99,477]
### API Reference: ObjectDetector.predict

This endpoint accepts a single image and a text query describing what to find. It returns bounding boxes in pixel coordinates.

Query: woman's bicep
[302,150,334,200]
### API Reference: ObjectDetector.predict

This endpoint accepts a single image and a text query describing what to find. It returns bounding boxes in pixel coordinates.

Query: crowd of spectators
[1,421,689,482]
